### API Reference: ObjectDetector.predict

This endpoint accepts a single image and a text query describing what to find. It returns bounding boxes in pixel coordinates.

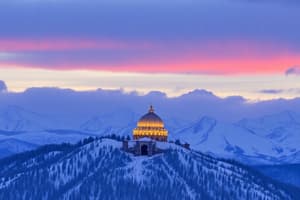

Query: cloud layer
[259,89,283,94]
[0,83,300,125]
[0,39,299,74]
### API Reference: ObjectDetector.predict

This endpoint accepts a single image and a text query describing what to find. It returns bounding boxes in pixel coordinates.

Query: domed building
[133,105,168,141]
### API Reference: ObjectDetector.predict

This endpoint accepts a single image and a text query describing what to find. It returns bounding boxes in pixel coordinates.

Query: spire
[149,105,154,113]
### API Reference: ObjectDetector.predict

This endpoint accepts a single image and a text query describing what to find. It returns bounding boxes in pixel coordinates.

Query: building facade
[122,138,164,156]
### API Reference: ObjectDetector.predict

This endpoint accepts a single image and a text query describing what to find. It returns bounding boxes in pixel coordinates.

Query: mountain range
[175,111,300,164]
[0,105,299,166]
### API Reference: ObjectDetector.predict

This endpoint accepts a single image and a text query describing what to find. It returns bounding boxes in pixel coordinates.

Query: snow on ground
[123,155,150,183]
[156,141,184,150]
[97,138,122,149]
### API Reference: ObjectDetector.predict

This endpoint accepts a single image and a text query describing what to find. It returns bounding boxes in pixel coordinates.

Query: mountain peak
[0,105,53,132]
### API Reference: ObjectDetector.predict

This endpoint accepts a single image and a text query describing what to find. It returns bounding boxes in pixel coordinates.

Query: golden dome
[133,105,168,141]
[137,105,164,128]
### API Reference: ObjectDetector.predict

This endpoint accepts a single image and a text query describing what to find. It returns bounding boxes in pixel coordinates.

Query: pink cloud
[0,39,153,51]
[1,55,298,75]
[0,38,299,75]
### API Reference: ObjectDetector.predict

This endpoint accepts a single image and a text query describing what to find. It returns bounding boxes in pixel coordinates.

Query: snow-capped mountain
[0,106,56,132]
[0,106,96,158]
[236,111,300,151]
[0,104,299,165]
[0,138,298,200]
[175,113,300,164]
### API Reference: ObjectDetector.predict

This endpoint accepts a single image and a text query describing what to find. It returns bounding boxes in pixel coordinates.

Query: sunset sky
[1,0,300,100]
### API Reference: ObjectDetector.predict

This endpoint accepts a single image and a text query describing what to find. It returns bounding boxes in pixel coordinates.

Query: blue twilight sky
[0,0,300,100]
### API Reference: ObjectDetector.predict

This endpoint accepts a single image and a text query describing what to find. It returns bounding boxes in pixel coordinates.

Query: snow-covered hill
[0,138,298,200]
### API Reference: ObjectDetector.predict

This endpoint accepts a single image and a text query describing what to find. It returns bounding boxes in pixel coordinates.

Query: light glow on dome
[133,105,168,141]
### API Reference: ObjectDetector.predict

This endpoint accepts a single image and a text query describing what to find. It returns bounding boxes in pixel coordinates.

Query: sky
[0,0,300,100]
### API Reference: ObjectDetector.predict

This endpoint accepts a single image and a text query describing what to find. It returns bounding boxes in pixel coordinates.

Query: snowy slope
[236,111,300,153]
[175,114,300,164]
[0,138,298,200]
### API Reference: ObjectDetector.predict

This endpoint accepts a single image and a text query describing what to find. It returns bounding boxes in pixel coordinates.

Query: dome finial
[149,105,154,113]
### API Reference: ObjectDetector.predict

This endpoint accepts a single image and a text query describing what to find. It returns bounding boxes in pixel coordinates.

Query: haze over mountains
[0,82,300,165]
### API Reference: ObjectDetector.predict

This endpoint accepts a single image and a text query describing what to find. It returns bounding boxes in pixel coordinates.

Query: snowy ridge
[0,138,298,200]
[175,113,300,164]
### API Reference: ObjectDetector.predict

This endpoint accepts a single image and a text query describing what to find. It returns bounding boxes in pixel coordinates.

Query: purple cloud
[259,88,300,95]
[285,66,300,76]
[0,86,299,125]
[259,89,283,94]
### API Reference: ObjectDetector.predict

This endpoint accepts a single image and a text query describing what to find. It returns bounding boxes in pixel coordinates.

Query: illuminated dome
[133,105,168,141]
